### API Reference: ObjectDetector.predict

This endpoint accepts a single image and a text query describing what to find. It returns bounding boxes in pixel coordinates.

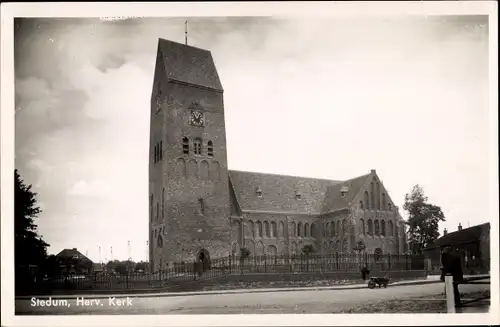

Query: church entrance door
[197,249,211,275]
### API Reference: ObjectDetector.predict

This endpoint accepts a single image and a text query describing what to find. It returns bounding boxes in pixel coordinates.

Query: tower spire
[185,21,188,45]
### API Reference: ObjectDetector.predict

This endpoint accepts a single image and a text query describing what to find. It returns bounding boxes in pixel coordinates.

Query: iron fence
[25,253,424,294]
[230,253,424,273]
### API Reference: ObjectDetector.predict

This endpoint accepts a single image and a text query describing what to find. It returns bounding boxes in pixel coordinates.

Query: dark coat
[440,252,464,282]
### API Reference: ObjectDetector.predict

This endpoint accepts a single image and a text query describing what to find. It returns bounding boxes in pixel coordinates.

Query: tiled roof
[424,223,490,250]
[56,248,93,263]
[158,38,223,91]
[320,173,371,213]
[228,170,342,214]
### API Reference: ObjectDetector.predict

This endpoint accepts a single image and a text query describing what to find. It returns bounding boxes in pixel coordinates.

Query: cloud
[14,16,490,262]
[68,180,112,198]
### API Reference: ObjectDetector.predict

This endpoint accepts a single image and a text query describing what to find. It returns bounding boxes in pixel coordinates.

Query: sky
[14,15,490,263]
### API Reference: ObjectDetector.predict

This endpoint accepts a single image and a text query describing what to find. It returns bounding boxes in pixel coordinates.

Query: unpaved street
[15,280,490,315]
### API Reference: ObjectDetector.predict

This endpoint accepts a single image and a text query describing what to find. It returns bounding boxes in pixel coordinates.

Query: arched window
[257,221,263,237]
[264,221,270,238]
[382,193,386,210]
[297,222,302,237]
[388,202,392,211]
[182,137,189,154]
[193,138,202,155]
[364,191,369,210]
[336,221,340,235]
[374,220,380,236]
[376,183,381,210]
[381,220,386,236]
[304,223,310,237]
[311,223,317,238]
[207,141,214,157]
[157,235,163,248]
[271,221,277,237]
[249,220,255,238]
[359,200,363,209]
[367,219,373,235]
[198,198,205,215]
[156,202,159,221]
[162,188,165,219]
[279,221,285,238]
[388,221,394,237]
[291,222,296,237]
[150,194,154,223]
[266,245,277,256]
[331,222,336,237]
[370,183,375,209]
[335,240,340,252]
[360,218,365,235]
[342,219,346,233]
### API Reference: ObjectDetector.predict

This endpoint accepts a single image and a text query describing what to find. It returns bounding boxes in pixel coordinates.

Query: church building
[149,38,408,271]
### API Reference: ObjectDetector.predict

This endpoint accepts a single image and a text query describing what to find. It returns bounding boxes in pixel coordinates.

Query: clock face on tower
[189,110,204,126]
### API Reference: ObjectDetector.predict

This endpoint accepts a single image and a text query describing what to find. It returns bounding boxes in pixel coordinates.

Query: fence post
[445,274,456,313]
[388,254,391,270]
[335,252,339,270]
[264,255,267,273]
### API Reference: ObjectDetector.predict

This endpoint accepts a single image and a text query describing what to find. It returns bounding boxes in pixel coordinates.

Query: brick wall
[150,69,231,269]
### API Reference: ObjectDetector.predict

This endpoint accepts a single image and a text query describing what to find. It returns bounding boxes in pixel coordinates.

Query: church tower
[149,39,231,271]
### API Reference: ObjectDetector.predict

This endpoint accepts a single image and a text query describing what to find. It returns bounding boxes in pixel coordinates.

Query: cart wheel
[368,281,375,289]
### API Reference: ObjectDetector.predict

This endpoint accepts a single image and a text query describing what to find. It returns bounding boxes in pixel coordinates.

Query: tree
[403,184,446,255]
[301,244,314,271]
[135,261,148,272]
[15,169,49,269]
[239,247,251,275]
[239,247,251,259]
[301,244,314,255]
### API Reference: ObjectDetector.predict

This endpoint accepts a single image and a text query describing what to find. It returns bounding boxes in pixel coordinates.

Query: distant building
[423,222,490,275]
[55,248,94,275]
[148,38,409,271]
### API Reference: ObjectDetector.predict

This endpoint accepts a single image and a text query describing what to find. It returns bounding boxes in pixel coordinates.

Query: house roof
[320,173,371,213]
[158,38,223,91]
[228,170,344,214]
[424,222,490,250]
[56,248,93,263]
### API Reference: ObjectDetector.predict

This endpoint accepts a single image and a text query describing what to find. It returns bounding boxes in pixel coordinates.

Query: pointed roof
[320,173,371,213]
[228,170,342,214]
[158,38,223,91]
[56,248,93,263]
